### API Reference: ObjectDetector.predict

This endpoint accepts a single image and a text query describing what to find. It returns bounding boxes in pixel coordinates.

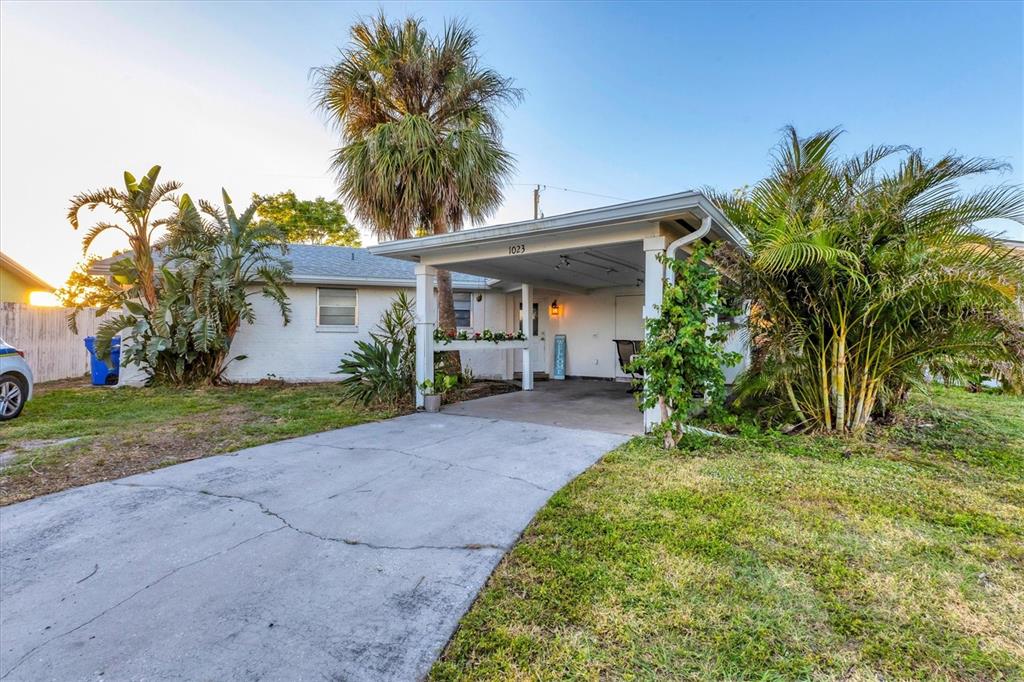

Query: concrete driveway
[0,413,626,681]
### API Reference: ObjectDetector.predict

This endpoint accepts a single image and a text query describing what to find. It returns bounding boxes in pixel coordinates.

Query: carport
[369,190,749,432]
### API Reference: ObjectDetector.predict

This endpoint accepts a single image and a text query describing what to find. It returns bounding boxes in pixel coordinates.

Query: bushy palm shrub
[68,165,180,312]
[711,127,1024,433]
[337,291,416,408]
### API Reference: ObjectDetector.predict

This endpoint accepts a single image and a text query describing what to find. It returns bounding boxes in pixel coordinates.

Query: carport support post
[643,236,668,432]
[415,263,436,409]
[521,283,533,390]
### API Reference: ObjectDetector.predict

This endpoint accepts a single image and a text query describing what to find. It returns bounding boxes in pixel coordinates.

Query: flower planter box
[435,339,528,351]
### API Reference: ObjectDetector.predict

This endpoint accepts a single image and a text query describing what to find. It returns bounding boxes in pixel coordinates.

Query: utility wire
[511,183,628,202]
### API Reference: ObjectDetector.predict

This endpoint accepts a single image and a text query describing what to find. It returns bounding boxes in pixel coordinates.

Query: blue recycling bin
[84,336,121,386]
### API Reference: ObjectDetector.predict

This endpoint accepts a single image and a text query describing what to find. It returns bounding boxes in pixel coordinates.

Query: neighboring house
[0,251,54,304]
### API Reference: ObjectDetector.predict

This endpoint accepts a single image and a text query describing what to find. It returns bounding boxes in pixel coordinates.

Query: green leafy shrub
[338,337,409,407]
[629,244,741,448]
[420,373,458,396]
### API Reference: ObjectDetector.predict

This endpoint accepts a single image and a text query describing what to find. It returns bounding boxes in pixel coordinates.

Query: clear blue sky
[2,0,1022,285]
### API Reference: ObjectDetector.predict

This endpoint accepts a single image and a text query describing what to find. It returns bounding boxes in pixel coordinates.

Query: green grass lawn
[432,387,1024,681]
[0,381,393,504]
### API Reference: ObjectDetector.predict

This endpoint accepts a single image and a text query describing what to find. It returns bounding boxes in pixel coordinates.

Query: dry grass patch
[0,383,393,504]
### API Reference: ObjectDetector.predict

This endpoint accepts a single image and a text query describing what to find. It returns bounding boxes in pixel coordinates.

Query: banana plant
[68,165,180,310]
[93,190,292,385]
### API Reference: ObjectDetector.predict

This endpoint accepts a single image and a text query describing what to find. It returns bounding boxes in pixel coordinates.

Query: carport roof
[368,190,748,263]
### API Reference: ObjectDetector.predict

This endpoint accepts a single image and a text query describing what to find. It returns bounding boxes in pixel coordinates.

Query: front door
[513,295,548,375]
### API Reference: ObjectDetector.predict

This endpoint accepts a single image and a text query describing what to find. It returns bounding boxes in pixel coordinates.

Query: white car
[0,339,33,420]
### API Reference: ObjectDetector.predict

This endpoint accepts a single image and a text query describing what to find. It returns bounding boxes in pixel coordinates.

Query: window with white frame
[317,288,357,327]
[453,291,472,328]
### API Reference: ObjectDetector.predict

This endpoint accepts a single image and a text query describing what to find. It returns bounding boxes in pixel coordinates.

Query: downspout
[665,215,712,284]
[660,214,718,428]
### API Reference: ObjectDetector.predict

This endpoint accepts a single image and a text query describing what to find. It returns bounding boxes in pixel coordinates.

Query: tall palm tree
[711,127,1024,433]
[313,14,522,370]
[68,165,180,309]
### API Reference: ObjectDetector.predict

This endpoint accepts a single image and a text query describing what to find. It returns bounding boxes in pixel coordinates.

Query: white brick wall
[225,285,406,382]
[225,284,514,383]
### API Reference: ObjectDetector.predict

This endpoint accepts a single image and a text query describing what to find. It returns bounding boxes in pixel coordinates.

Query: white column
[521,283,533,391]
[642,236,668,432]
[414,263,436,409]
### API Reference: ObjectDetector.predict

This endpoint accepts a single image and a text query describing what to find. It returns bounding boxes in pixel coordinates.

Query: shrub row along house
[91,191,750,433]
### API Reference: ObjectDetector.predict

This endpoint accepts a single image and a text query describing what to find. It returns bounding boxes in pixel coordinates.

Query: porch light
[549,299,561,318]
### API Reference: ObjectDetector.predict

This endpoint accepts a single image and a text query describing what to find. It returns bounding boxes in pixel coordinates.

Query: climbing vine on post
[629,244,741,448]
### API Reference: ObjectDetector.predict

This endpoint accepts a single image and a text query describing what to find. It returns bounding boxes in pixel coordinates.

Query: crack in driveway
[110,482,509,552]
[5,467,515,680]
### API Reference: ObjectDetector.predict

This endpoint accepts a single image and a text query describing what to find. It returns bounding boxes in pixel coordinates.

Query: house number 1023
[508,244,526,255]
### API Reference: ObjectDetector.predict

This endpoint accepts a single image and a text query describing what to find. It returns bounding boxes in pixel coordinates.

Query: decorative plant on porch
[433,328,527,344]
[629,244,741,449]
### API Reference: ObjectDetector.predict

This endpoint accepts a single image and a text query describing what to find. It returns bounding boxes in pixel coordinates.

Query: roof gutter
[288,275,490,289]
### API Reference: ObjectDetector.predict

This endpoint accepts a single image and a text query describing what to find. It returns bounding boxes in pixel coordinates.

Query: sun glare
[29,291,61,307]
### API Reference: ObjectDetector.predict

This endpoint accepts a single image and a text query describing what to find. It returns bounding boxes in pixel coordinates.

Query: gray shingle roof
[284,245,486,286]
[90,245,488,288]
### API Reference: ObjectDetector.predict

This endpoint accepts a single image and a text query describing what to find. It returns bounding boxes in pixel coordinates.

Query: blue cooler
[84,336,121,386]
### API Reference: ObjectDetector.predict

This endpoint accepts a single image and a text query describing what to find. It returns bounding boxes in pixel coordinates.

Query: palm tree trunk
[784,377,806,424]
[212,318,242,384]
[130,236,158,310]
[819,338,832,431]
[835,326,847,433]
[431,215,462,375]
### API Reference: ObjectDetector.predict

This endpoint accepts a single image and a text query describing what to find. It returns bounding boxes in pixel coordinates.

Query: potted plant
[419,373,458,413]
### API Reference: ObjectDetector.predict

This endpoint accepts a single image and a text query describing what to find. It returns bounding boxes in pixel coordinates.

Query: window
[317,288,357,327]
[454,292,472,329]
[518,302,539,337]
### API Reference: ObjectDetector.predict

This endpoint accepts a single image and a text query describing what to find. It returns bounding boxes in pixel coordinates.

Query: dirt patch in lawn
[0,405,267,505]
[448,379,519,404]
[31,374,91,396]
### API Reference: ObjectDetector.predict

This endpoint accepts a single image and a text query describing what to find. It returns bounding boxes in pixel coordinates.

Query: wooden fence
[0,303,102,383]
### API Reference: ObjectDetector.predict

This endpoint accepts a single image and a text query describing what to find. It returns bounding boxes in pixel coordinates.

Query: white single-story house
[94,190,750,432]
